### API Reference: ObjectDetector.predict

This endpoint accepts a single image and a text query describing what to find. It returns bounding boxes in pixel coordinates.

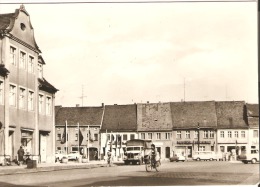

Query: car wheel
[196,158,200,161]
[242,160,248,164]
[210,158,213,161]
[251,158,257,164]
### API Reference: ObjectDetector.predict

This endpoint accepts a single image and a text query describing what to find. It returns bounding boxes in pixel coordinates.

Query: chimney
[147,101,149,104]
[101,103,104,107]
[76,104,80,107]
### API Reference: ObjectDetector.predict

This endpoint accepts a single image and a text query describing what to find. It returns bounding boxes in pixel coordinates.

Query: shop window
[220,146,225,152]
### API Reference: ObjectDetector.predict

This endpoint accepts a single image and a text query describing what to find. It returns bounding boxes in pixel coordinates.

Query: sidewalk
[0,160,124,176]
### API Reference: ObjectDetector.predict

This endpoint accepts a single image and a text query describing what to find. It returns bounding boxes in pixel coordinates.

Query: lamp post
[197,123,200,151]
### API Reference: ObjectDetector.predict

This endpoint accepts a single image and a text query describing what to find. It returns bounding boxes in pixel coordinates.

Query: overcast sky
[0,1,258,107]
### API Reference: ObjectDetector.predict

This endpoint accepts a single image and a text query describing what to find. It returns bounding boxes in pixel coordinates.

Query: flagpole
[88,125,89,162]
[65,120,68,155]
[78,122,80,155]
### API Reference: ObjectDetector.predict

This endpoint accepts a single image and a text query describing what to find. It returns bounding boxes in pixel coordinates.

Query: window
[28,91,34,110]
[220,131,224,138]
[10,46,16,65]
[156,133,161,140]
[38,63,43,78]
[165,133,171,140]
[141,133,145,139]
[9,84,16,106]
[28,56,34,73]
[130,134,135,140]
[0,81,3,104]
[19,87,26,109]
[57,133,61,141]
[75,133,78,141]
[19,51,26,69]
[203,130,208,138]
[209,131,214,138]
[241,131,245,138]
[148,133,152,139]
[46,96,52,115]
[199,146,205,151]
[194,131,198,139]
[234,131,239,138]
[185,131,190,139]
[107,134,111,141]
[123,134,127,141]
[253,130,259,138]
[177,131,181,139]
[57,147,61,150]
[228,131,232,138]
[94,134,98,141]
[39,94,44,113]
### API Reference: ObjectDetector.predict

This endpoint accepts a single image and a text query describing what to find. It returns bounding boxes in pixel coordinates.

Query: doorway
[165,147,170,158]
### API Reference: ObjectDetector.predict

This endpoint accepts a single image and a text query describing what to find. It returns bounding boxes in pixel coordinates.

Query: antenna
[79,85,87,106]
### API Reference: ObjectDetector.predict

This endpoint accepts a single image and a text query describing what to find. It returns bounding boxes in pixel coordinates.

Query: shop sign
[177,141,211,144]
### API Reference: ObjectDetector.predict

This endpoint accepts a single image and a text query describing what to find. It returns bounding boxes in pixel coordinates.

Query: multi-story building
[100,104,138,160]
[215,101,248,157]
[55,105,104,160]
[246,103,259,153]
[137,102,173,160]
[171,101,217,159]
[0,5,57,163]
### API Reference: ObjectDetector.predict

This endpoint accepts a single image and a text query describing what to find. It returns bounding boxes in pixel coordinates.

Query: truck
[238,149,259,164]
[123,139,152,165]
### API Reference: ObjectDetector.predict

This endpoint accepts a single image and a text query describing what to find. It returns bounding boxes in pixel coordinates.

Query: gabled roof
[246,103,259,128]
[38,78,58,94]
[55,106,104,126]
[101,104,137,132]
[170,101,217,129]
[137,102,173,132]
[215,101,248,129]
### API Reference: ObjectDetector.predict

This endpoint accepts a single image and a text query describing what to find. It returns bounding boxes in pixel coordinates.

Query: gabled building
[170,101,217,158]
[245,103,259,153]
[100,104,137,160]
[55,105,104,160]
[0,5,57,164]
[215,101,248,156]
[137,102,173,160]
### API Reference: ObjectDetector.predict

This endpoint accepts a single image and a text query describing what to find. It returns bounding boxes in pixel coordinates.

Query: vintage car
[170,154,185,162]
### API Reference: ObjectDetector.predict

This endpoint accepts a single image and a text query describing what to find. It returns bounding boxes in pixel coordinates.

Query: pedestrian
[107,150,112,167]
[94,150,98,160]
[17,146,24,166]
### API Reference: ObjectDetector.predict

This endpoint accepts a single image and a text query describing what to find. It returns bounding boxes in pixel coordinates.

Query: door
[165,147,170,158]
[40,135,47,163]
[8,131,14,160]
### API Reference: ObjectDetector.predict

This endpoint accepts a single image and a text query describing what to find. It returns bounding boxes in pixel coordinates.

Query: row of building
[55,101,259,161]
[0,6,258,164]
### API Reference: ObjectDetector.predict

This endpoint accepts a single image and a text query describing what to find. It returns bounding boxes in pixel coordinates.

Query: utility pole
[184,78,186,102]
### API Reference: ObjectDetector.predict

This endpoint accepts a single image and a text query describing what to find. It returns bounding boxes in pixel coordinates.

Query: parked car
[55,150,66,162]
[238,149,259,164]
[192,151,218,161]
[170,154,185,162]
[67,151,80,160]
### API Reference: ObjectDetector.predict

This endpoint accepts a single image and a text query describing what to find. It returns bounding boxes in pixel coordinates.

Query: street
[0,161,258,186]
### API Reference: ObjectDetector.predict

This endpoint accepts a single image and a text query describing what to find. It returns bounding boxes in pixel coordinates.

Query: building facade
[171,101,217,159]
[0,5,57,164]
[55,106,104,160]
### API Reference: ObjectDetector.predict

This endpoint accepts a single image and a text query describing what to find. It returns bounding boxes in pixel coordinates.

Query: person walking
[17,146,24,166]
[107,151,112,167]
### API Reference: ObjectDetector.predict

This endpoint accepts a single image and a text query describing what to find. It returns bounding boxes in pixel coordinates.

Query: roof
[137,102,173,131]
[246,103,259,128]
[170,101,217,129]
[55,106,104,126]
[215,101,248,129]
[38,78,58,94]
[101,104,137,132]
[0,12,17,31]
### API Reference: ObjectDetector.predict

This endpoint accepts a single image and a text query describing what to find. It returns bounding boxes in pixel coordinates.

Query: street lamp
[197,123,200,151]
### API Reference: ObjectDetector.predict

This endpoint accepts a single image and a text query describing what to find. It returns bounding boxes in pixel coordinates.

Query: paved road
[0,161,258,186]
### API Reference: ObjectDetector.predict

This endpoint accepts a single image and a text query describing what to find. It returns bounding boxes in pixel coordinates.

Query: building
[170,101,217,159]
[215,101,248,157]
[55,105,104,160]
[0,5,58,164]
[245,103,259,154]
[137,102,173,160]
[100,104,138,160]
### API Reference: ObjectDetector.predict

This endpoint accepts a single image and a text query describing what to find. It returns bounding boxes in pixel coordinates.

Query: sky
[0,1,258,107]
